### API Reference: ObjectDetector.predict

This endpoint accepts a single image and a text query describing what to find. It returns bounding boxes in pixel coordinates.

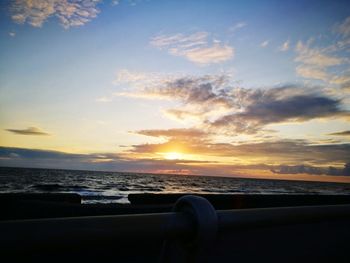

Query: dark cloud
[344,163,350,176]
[210,88,348,134]
[0,147,120,161]
[1,146,349,178]
[0,147,210,174]
[328,130,350,136]
[341,81,350,91]
[122,74,349,134]
[0,147,80,159]
[164,76,232,107]
[131,75,235,110]
[272,163,350,176]
[5,127,50,136]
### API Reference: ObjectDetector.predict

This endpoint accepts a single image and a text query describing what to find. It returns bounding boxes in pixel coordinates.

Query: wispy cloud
[328,130,350,136]
[296,65,330,82]
[163,108,204,122]
[260,40,269,48]
[333,16,350,38]
[329,70,350,93]
[8,32,16,37]
[5,127,50,136]
[294,17,350,83]
[295,41,343,67]
[228,22,247,32]
[135,128,208,140]
[331,74,350,85]
[10,0,101,28]
[279,39,290,51]
[173,44,234,65]
[96,96,113,102]
[113,69,176,87]
[151,32,208,49]
[111,0,120,6]
[294,40,345,81]
[150,32,234,65]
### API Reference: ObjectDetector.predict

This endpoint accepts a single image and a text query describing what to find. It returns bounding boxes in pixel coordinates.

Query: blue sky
[0,0,350,182]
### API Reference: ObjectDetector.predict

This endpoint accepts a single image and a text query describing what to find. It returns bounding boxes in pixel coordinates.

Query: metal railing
[1,195,350,262]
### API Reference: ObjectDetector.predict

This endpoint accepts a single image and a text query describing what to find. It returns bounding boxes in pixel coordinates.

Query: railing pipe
[218,204,350,230]
[1,199,350,257]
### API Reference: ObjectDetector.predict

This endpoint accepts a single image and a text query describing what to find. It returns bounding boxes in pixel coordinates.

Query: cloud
[111,0,120,5]
[163,109,202,121]
[10,0,100,28]
[328,130,350,136]
[9,32,16,37]
[129,135,350,167]
[0,147,85,160]
[294,40,343,81]
[5,127,51,136]
[96,96,113,102]
[295,41,343,67]
[132,127,343,164]
[0,146,212,174]
[116,73,233,110]
[272,164,324,175]
[333,16,350,38]
[116,71,350,134]
[272,163,350,176]
[158,81,348,134]
[210,88,347,134]
[113,69,178,89]
[331,74,350,85]
[342,82,350,92]
[1,145,349,178]
[0,146,125,171]
[229,141,350,165]
[260,40,269,48]
[150,32,234,65]
[329,74,350,93]
[294,18,350,83]
[228,22,247,32]
[151,32,208,49]
[174,44,234,64]
[279,40,290,51]
[135,128,208,140]
[296,65,330,82]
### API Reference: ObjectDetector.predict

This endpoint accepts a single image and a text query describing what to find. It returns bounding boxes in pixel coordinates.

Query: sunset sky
[0,0,350,182]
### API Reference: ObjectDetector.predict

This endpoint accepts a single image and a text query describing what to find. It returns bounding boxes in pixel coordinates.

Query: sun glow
[163,152,183,160]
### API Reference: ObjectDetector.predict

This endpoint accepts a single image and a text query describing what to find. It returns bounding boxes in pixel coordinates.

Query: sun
[163,152,183,160]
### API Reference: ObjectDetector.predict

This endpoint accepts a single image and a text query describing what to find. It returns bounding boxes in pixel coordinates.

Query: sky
[0,0,350,182]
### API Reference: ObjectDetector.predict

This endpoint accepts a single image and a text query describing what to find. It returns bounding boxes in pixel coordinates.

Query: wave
[1,167,350,204]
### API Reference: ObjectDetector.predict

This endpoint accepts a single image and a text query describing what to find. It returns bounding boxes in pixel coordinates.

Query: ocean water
[1,167,350,204]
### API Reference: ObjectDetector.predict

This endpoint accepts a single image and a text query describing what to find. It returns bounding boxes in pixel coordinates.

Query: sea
[1,166,350,204]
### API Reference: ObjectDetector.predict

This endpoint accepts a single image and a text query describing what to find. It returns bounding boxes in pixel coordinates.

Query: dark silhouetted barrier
[1,195,350,262]
[0,193,82,204]
[129,193,350,208]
